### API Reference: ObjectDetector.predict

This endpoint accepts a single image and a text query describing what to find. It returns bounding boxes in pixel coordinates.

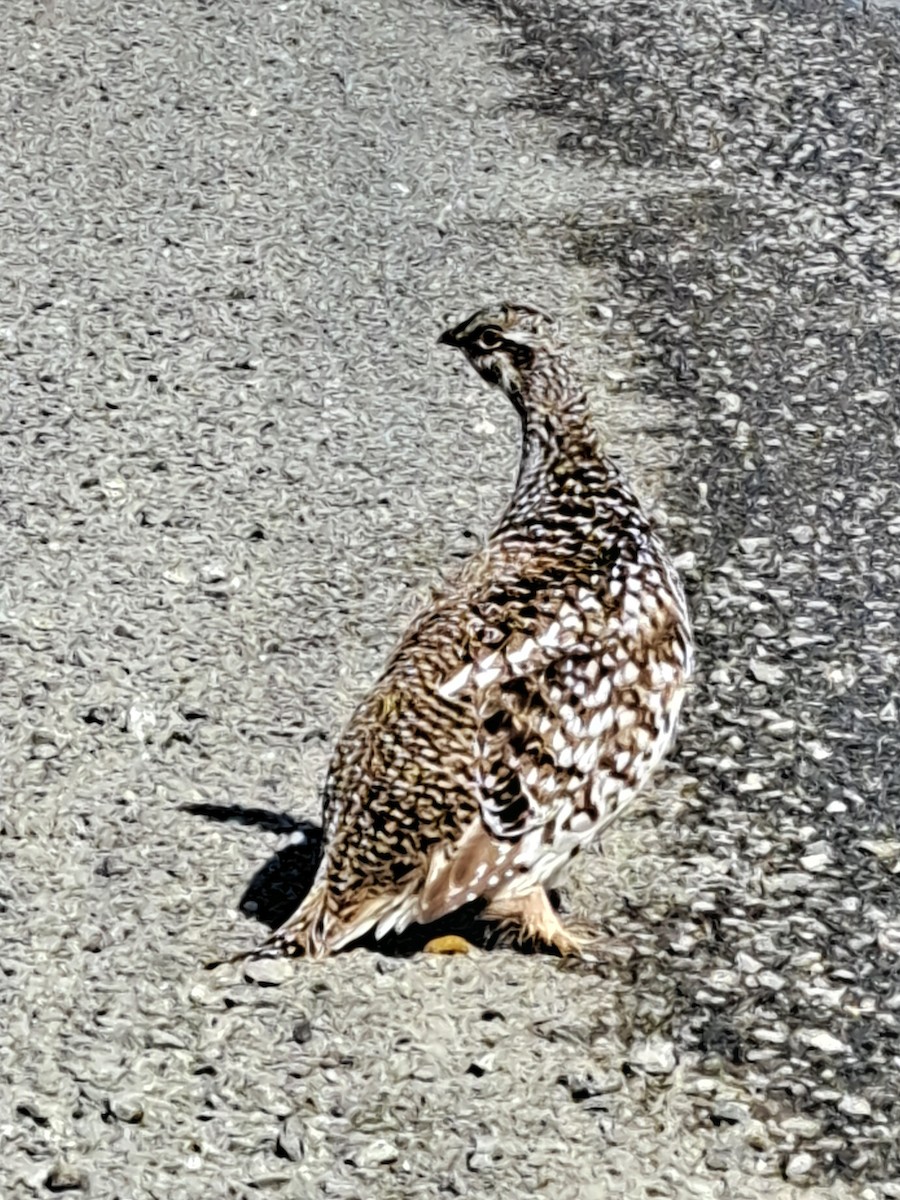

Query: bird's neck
[511,352,590,428]
[497,355,620,534]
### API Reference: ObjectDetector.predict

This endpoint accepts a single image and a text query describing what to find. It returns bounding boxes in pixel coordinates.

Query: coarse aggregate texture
[1,0,899,1197]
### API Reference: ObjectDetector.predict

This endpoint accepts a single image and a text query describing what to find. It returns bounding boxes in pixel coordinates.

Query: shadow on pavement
[180,802,324,929]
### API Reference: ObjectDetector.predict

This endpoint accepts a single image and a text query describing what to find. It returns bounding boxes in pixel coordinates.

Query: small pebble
[785,1151,816,1180]
[757,970,786,990]
[749,660,785,685]
[838,1094,872,1118]
[797,1029,848,1054]
[347,1138,399,1168]
[243,957,295,986]
[712,1099,749,1124]
[750,1027,787,1044]
[109,1094,144,1124]
[789,524,815,545]
[275,1114,305,1162]
[781,1116,823,1137]
[292,1018,313,1044]
[44,1164,87,1193]
[629,1037,677,1075]
[799,851,831,872]
[704,1147,733,1170]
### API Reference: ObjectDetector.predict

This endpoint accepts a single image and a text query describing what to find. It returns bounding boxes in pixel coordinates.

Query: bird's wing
[476,583,617,826]
[418,583,610,920]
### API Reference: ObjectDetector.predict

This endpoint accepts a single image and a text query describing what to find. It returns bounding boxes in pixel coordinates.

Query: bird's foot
[423,934,473,955]
[483,888,597,959]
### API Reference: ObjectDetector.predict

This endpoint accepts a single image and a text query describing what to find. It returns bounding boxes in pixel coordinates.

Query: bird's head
[438,303,560,400]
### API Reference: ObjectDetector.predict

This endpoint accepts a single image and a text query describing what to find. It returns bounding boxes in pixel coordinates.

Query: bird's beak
[438,317,469,347]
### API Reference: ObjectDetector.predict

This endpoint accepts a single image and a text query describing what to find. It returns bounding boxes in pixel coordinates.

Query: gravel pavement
[3,0,900,1197]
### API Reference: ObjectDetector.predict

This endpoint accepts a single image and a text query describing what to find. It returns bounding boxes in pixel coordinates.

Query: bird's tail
[211,873,426,967]
[205,883,336,969]
[263,883,336,959]
[270,881,426,959]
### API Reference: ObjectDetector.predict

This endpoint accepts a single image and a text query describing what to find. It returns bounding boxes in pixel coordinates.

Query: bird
[259,303,693,959]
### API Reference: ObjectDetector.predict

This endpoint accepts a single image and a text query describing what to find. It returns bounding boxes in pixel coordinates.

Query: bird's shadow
[180,802,324,930]
[182,802,568,958]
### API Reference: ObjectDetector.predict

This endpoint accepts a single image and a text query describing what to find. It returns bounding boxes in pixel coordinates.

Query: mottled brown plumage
[265,303,693,958]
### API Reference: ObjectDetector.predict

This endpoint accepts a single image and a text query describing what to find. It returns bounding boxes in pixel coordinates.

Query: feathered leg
[482,888,588,957]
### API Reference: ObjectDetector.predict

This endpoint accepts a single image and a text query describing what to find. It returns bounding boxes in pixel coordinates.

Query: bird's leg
[483,887,589,957]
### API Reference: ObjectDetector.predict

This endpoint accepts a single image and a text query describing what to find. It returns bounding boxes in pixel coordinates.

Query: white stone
[751,1027,787,1044]
[785,1152,816,1180]
[797,1028,848,1054]
[672,550,696,570]
[348,1138,399,1168]
[800,850,832,872]
[789,524,815,545]
[781,1115,822,1137]
[507,638,538,667]
[127,702,157,743]
[749,659,785,685]
[629,1037,677,1075]
[737,772,764,792]
[838,1094,872,1118]
[243,957,295,986]
[474,665,502,687]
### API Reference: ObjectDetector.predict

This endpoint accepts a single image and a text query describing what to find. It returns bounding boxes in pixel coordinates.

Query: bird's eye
[477,329,503,351]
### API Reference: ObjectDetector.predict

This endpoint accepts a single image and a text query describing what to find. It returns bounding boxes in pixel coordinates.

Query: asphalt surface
[2,0,900,1197]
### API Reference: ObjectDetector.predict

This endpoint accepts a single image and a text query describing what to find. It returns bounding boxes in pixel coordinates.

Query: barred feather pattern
[266,304,693,959]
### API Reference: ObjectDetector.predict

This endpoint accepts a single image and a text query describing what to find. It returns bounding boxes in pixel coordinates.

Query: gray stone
[108,1094,144,1124]
[275,1115,305,1162]
[292,1018,313,1044]
[704,1147,734,1171]
[785,1152,816,1180]
[712,1100,750,1125]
